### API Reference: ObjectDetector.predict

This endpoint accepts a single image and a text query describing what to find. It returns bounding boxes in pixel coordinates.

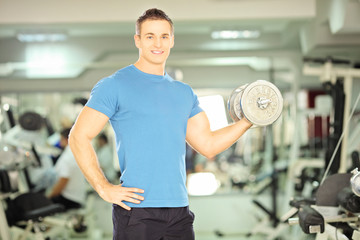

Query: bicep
[186,112,212,152]
[71,106,109,141]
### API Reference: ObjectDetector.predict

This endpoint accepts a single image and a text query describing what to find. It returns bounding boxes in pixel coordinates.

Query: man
[69,8,252,240]
[49,128,87,210]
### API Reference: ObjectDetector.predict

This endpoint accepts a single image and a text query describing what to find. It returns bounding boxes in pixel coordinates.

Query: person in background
[95,133,117,183]
[48,128,87,210]
[185,143,196,175]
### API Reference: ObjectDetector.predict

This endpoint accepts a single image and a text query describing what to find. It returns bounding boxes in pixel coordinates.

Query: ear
[134,34,140,48]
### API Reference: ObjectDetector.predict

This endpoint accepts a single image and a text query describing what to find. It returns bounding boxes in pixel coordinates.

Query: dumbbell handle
[257,97,272,109]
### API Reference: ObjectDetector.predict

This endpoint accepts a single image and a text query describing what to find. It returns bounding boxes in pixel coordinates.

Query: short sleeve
[189,88,203,118]
[85,77,118,119]
[56,160,71,178]
[55,148,73,178]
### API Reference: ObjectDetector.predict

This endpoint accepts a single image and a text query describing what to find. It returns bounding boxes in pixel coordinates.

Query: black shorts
[112,205,195,240]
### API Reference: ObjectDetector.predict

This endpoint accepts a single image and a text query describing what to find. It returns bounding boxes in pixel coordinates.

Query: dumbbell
[227,80,283,127]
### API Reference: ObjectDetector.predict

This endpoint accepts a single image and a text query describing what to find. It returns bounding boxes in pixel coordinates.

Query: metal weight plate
[240,80,283,126]
[233,85,247,121]
[227,85,245,122]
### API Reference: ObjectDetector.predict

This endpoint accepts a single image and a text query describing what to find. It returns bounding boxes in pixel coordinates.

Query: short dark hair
[136,8,174,35]
[60,128,71,140]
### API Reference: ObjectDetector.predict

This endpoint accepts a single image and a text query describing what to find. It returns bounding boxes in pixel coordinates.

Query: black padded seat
[6,192,65,226]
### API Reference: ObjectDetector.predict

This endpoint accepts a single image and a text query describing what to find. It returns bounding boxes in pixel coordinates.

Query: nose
[154,37,161,48]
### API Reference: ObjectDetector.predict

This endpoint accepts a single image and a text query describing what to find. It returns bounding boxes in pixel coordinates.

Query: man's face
[134,20,174,67]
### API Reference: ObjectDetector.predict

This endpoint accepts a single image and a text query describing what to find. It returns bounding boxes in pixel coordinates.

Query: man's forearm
[206,118,252,158]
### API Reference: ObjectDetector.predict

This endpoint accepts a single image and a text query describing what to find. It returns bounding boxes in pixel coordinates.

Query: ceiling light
[3,103,10,111]
[211,30,260,39]
[17,33,67,42]
[25,45,68,78]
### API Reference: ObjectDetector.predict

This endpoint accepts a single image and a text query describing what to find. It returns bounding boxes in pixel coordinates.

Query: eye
[147,36,153,39]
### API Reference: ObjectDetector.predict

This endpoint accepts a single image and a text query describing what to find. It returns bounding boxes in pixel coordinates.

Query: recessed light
[17,32,67,42]
[211,30,260,39]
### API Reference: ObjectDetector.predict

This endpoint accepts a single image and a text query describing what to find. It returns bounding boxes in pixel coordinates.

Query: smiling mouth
[151,50,164,54]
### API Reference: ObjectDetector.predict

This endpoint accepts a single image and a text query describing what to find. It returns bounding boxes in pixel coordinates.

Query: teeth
[152,51,162,54]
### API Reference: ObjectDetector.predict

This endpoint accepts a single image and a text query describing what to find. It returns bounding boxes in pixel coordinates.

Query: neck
[134,60,165,76]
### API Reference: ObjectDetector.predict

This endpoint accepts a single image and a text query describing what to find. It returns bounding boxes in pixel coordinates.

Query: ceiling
[0,0,360,94]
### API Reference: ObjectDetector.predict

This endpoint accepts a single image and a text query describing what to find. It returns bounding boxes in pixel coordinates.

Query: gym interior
[1,0,360,239]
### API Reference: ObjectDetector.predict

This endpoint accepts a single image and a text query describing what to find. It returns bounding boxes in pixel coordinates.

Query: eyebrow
[144,33,170,36]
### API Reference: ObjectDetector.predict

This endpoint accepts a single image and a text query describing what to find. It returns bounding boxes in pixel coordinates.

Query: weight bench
[0,169,65,240]
[288,173,360,239]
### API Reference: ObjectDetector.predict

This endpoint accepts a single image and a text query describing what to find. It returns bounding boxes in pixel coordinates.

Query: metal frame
[303,60,360,173]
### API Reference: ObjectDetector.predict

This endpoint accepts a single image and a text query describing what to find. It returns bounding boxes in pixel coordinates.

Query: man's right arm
[69,106,144,210]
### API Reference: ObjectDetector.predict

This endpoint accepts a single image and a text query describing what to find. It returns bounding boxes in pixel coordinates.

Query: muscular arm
[69,106,144,210]
[186,112,252,159]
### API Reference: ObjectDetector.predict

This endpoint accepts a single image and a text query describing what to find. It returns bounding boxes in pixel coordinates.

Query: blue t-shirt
[86,65,203,208]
